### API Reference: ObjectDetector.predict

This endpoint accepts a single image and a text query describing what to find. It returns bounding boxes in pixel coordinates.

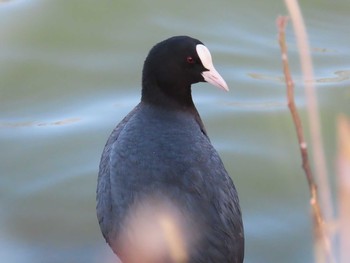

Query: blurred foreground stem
[337,115,350,263]
[276,16,335,263]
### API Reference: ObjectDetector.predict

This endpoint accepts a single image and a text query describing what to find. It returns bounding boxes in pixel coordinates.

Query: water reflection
[249,70,350,84]
[0,118,81,128]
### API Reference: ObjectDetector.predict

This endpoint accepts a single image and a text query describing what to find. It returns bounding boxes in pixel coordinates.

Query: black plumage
[96,36,244,263]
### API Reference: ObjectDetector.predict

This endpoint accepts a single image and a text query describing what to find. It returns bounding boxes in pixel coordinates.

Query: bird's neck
[141,79,196,111]
[141,76,209,137]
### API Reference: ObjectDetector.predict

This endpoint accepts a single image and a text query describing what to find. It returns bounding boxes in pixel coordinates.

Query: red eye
[187,56,195,64]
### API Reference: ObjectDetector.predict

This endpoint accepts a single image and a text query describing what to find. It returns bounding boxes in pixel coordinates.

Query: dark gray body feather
[97,101,244,263]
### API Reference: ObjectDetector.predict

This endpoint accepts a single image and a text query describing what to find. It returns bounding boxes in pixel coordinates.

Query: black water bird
[97,36,244,263]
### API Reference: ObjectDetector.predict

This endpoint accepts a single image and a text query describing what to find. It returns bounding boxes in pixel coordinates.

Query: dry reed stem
[276,16,335,263]
[337,115,350,263]
[284,0,333,223]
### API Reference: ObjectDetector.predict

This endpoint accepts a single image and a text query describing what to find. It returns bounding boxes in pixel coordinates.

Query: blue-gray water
[1,0,349,262]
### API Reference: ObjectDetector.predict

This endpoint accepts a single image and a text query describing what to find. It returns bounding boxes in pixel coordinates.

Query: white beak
[196,44,229,92]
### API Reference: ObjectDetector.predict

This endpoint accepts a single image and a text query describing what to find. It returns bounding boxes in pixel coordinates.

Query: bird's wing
[96,103,141,243]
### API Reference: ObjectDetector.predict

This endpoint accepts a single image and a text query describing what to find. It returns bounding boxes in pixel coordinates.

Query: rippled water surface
[1,0,349,262]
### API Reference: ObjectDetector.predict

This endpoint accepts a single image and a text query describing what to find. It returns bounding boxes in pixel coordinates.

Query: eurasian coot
[97,36,244,263]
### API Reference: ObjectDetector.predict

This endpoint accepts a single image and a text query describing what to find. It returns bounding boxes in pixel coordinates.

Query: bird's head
[141,36,228,107]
